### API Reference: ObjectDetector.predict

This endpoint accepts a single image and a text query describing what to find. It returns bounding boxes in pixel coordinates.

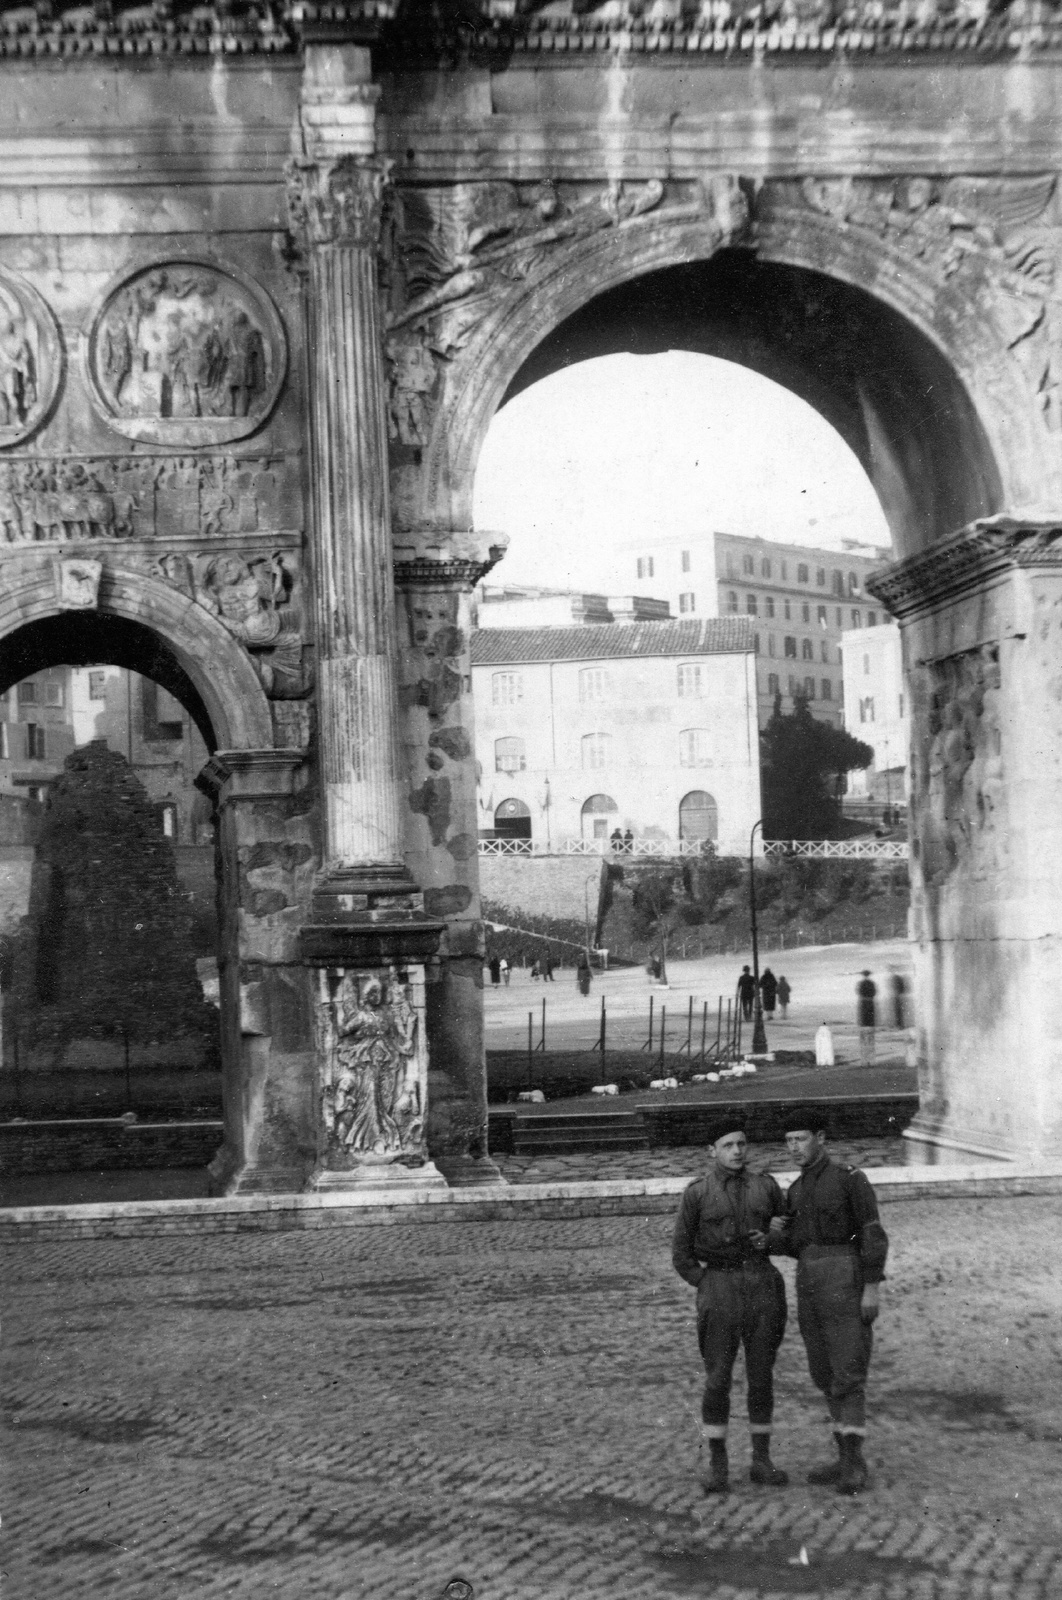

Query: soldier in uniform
[672,1115,789,1494]
[771,1108,889,1494]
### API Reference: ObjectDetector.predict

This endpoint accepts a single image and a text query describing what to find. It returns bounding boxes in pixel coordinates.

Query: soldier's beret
[704,1114,748,1146]
[780,1105,831,1138]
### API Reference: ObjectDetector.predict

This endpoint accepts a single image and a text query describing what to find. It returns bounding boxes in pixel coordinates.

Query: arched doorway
[493,796,531,841]
[679,791,718,846]
[581,793,618,842]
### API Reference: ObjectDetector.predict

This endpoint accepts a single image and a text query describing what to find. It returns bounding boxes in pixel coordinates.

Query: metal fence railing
[479,837,709,858]
[763,840,908,861]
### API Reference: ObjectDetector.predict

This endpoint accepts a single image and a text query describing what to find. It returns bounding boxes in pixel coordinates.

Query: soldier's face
[711,1132,747,1173]
[785,1129,825,1167]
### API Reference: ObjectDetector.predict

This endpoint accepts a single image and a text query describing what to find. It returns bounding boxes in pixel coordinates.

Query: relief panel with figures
[0,268,63,449]
[317,966,430,1170]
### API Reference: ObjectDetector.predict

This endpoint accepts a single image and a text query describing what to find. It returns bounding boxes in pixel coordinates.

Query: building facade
[620,532,891,728]
[472,617,760,857]
[842,623,910,808]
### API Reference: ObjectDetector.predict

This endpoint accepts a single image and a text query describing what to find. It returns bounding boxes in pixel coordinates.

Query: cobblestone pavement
[6,1195,1062,1600]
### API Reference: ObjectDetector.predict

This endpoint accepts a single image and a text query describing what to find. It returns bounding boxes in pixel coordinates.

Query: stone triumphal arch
[2,1,1062,1183]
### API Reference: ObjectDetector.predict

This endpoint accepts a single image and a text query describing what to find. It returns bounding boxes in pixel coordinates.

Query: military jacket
[782,1154,888,1283]
[671,1168,786,1285]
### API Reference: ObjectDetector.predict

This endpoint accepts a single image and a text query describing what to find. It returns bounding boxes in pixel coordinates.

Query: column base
[208,1145,311,1196]
[306,1159,448,1192]
[432,1152,507,1187]
[902,1117,1017,1166]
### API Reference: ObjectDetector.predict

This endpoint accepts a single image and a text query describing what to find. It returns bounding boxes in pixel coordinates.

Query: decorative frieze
[84,260,287,446]
[286,156,386,253]
[867,517,1062,620]
[0,268,62,449]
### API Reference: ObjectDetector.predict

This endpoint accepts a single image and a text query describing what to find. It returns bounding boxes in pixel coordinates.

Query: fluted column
[288,46,409,898]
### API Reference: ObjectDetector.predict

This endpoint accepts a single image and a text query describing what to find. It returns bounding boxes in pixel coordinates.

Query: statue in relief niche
[328,971,423,1159]
[0,310,36,427]
[0,270,61,447]
[193,550,307,697]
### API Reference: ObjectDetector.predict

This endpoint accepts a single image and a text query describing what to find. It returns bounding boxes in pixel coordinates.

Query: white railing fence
[478,837,909,861]
[762,839,909,861]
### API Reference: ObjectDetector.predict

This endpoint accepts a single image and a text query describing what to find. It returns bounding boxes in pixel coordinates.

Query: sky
[472,351,893,593]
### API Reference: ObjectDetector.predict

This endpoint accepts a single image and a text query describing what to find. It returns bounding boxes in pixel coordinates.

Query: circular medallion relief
[0,269,63,448]
[84,259,287,446]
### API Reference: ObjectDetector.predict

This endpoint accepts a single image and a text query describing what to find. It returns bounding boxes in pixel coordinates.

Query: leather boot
[699,1438,729,1494]
[835,1433,868,1495]
[748,1434,789,1486]
[806,1432,844,1485]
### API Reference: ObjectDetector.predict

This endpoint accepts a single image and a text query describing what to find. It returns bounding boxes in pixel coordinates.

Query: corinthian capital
[286,156,387,251]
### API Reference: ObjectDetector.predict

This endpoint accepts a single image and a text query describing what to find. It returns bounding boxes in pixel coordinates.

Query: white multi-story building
[618,531,891,728]
[841,622,909,808]
[471,615,760,855]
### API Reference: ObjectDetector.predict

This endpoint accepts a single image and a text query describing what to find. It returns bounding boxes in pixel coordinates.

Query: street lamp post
[749,819,767,1055]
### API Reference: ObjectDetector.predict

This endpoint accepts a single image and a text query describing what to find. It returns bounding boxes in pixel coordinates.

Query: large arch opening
[497,251,1002,558]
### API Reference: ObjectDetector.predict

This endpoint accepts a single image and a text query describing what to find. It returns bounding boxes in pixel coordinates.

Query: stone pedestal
[199,749,318,1195]
[290,44,444,1190]
[869,517,1062,1163]
[394,530,507,1185]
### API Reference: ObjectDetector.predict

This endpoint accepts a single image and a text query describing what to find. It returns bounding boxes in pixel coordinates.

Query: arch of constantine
[1,0,1061,1187]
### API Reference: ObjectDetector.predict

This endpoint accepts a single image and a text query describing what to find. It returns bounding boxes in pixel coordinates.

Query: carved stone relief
[792,172,1062,428]
[55,555,102,611]
[913,642,1003,888]
[85,261,287,446]
[318,965,429,1168]
[382,176,747,460]
[0,268,62,448]
[0,454,300,543]
[191,548,309,700]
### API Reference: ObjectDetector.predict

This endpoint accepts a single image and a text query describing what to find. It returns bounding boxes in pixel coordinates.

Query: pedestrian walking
[856,970,877,1066]
[737,965,756,1023]
[776,975,791,1020]
[622,828,634,853]
[888,967,907,1030]
[672,1115,789,1494]
[610,827,623,851]
[770,1108,888,1495]
[759,968,777,1019]
[500,957,510,987]
[544,955,555,982]
[576,950,592,996]
[488,954,501,988]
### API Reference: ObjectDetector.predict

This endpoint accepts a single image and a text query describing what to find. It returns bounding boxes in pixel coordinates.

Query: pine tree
[760,694,874,840]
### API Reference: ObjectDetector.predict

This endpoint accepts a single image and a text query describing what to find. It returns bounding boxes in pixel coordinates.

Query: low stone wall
[480,855,604,925]
[0,1118,223,1176]
[487,1094,918,1154]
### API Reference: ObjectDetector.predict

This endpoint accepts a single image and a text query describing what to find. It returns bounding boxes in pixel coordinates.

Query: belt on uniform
[699,1255,767,1272]
[798,1244,859,1259]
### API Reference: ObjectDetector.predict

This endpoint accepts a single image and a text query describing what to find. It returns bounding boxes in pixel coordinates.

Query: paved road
[485,940,913,1059]
[6,1193,1062,1599]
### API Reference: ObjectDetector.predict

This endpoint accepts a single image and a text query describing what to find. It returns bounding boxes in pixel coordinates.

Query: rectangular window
[867,610,878,627]
[761,558,772,579]
[492,672,523,707]
[88,670,108,701]
[816,568,826,587]
[579,667,611,702]
[495,736,526,774]
[832,569,844,596]
[636,558,644,579]
[851,609,862,628]
[637,556,655,579]
[822,679,832,700]
[681,549,691,573]
[44,680,64,707]
[677,664,703,698]
[788,675,799,697]
[765,597,775,619]
[767,634,776,656]
[581,732,611,770]
[780,561,788,581]
[725,554,736,578]
[804,676,816,699]
[801,638,814,660]
[767,673,779,697]
[26,724,45,759]
[742,554,755,575]
[726,590,739,614]
[817,605,827,626]
[784,636,797,658]
[0,724,7,759]
[797,563,809,583]
[17,681,37,704]
[899,693,905,718]
[746,594,758,615]
[679,592,696,613]
[784,600,792,621]
[802,603,810,623]
[821,641,830,663]
[679,728,711,767]
[862,696,875,723]
[836,607,843,627]
[848,572,860,595]
[754,633,760,653]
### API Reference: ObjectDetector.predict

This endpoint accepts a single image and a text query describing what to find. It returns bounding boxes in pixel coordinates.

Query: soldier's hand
[860,1284,880,1325]
[747,1229,768,1251]
[768,1215,788,1236]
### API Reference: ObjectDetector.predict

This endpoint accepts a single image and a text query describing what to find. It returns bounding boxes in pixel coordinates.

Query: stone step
[512,1110,649,1156]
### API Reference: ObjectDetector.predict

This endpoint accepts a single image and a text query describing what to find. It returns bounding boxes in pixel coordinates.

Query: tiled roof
[470,616,753,666]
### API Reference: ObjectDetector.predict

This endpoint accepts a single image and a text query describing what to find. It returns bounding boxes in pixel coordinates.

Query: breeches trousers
[696,1261,787,1428]
[796,1251,873,1430]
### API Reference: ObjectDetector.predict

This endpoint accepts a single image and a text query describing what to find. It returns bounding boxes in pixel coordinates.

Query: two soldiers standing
[671,1108,888,1496]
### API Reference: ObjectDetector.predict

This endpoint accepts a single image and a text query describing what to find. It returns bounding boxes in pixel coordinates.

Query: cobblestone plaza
[6,1192,1062,1600]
